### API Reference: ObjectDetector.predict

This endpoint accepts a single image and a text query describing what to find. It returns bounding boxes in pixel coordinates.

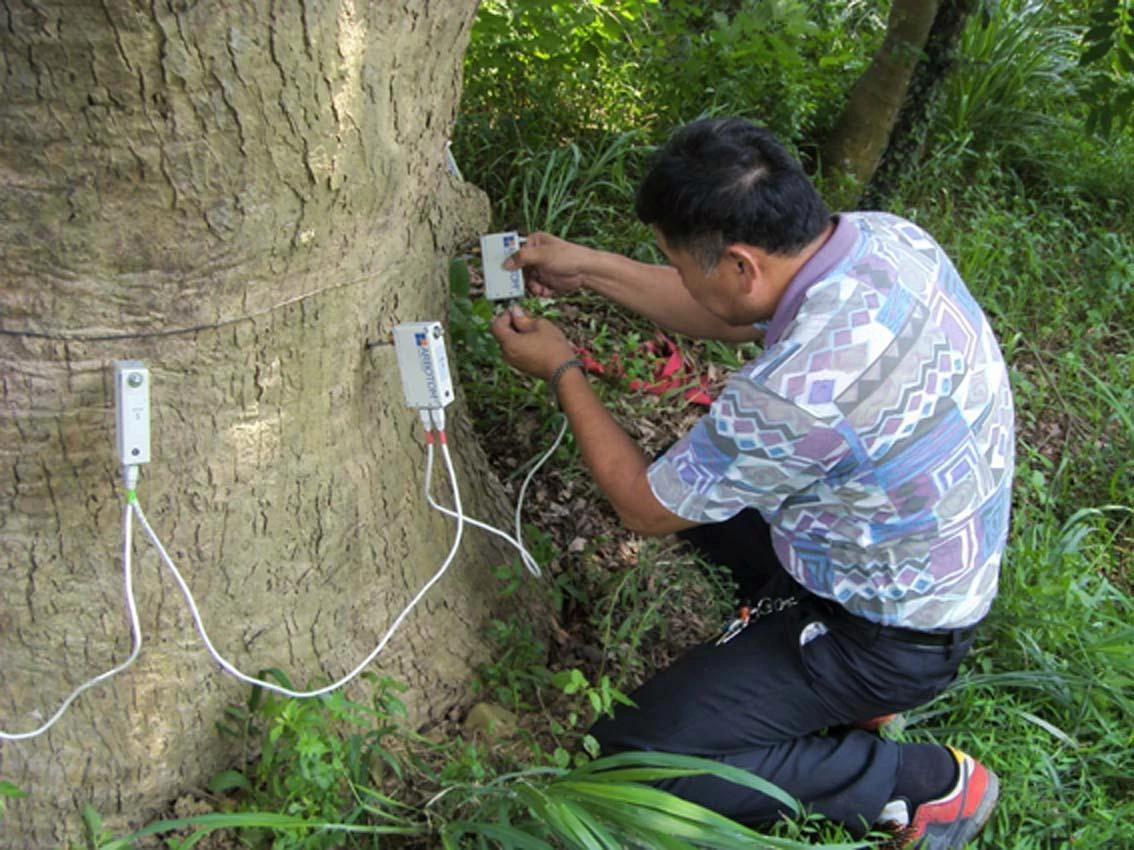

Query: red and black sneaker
[880,747,999,849]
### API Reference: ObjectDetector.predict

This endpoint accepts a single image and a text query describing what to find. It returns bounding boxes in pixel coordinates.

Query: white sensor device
[114,360,151,465]
[393,322,455,409]
[480,232,526,301]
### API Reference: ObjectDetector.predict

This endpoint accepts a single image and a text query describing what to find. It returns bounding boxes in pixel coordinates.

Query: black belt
[818,600,979,647]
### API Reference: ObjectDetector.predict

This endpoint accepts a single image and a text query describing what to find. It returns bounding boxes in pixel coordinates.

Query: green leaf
[99,812,425,850]
[1017,710,1081,749]
[1112,88,1134,124]
[1086,625,1134,652]
[444,820,557,850]
[1080,36,1114,66]
[1117,46,1134,73]
[563,767,734,784]
[1098,104,1115,135]
[449,258,472,299]
[562,785,865,850]
[207,770,251,794]
[569,751,801,815]
[544,798,622,850]
[1084,24,1116,44]
[553,788,766,848]
[555,781,750,831]
[557,790,697,849]
[81,805,104,839]
[553,668,588,695]
[554,747,573,769]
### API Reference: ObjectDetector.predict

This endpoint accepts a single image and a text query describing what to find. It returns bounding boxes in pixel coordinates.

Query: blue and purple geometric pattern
[649,213,1015,629]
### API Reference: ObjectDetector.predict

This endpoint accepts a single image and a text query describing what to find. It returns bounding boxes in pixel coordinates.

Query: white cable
[0,493,144,741]
[129,442,465,700]
[513,414,569,575]
[423,408,562,579]
[424,438,542,579]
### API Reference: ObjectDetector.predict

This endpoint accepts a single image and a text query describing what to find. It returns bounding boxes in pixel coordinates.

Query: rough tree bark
[0,1,516,846]
[821,0,941,196]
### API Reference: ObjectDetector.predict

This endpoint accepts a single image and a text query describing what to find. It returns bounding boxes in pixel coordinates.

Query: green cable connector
[126,490,138,505]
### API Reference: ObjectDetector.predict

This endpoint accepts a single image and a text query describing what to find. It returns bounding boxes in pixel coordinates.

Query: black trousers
[590,507,974,834]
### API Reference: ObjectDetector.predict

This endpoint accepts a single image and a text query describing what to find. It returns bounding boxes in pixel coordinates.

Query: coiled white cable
[130,434,465,700]
[0,496,144,741]
[423,438,539,579]
[422,410,568,579]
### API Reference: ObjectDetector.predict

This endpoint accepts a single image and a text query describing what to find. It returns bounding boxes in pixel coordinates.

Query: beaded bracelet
[548,357,584,401]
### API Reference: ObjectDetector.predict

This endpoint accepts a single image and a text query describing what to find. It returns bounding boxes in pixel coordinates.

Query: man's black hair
[635,117,830,270]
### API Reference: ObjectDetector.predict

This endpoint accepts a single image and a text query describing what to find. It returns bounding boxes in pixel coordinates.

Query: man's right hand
[504,232,591,297]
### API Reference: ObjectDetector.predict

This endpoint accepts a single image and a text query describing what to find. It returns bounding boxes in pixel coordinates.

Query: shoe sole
[915,769,1000,850]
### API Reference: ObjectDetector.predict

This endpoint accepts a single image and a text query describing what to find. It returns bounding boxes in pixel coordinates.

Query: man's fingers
[491,308,537,336]
[503,233,550,270]
[508,309,539,333]
[490,311,517,340]
[502,247,530,271]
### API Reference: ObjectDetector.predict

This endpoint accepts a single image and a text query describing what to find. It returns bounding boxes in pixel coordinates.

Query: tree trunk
[862,0,978,206]
[0,2,513,846]
[821,0,941,198]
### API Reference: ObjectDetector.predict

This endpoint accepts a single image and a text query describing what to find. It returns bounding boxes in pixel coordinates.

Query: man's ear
[724,244,762,294]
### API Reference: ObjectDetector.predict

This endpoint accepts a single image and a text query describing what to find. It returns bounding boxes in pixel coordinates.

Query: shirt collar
[765,215,856,345]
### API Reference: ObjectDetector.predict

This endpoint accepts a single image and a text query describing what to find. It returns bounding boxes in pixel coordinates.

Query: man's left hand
[490,306,576,381]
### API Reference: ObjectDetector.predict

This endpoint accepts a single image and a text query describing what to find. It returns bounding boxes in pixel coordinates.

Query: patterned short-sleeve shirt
[648,213,1015,630]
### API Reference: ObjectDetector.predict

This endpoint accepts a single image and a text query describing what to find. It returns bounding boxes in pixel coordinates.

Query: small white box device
[114,360,151,465]
[393,321,455,409]
[480,231,526,301]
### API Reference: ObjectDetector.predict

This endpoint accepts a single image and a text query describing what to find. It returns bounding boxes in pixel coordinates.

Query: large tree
[0,2,515,846]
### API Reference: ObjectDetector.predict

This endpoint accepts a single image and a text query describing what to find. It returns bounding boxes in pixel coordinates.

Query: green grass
[886,165,1134,523]
[926,1,1081,176]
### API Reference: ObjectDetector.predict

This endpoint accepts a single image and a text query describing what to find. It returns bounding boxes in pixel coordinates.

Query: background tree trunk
[0,2,514,846]
[862,0,979,206]
[821,0,941,197]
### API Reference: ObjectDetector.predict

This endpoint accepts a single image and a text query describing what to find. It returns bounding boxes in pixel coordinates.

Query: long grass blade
[444,820,557,850]
[99,811,426,850]
[567,751,801,815]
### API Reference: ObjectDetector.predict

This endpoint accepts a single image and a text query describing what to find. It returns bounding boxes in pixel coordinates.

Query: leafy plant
[99,749,864,850]
[1079,0,1134,134]
[927,1,1082,173]
[210,670,414,850]
[476,616,553,711]
[449,257,500,373]
[551,668,634,723]
[434,750,865,850]
[646,0,871,142]
[460,0,662,138]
